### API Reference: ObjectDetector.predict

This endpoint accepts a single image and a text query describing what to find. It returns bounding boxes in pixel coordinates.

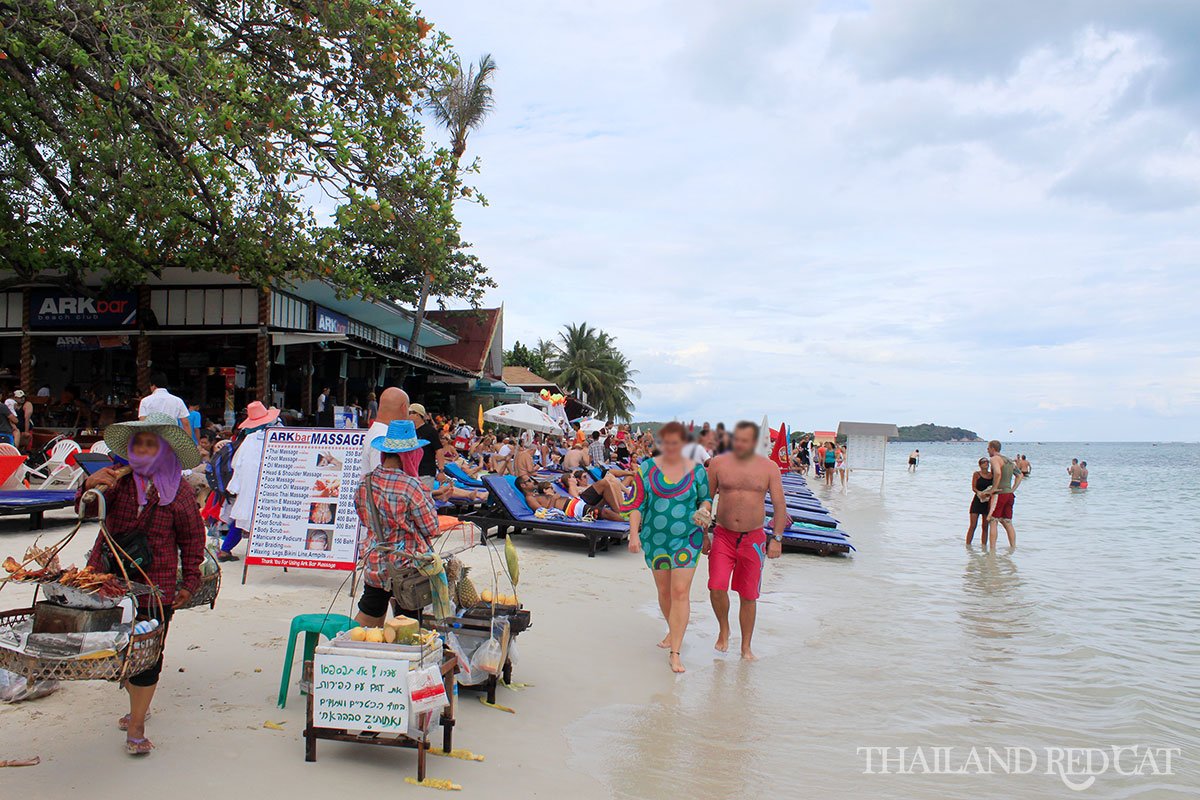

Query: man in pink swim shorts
[704,421,787,660]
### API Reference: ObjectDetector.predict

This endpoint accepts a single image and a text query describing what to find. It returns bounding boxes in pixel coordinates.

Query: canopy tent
[483,403,562,435]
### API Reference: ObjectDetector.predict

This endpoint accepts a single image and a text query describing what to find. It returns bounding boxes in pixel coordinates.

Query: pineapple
[445,557,462,582]
[455,566,480,608]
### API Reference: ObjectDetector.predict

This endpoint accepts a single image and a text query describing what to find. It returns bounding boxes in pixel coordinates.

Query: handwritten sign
[312,651,410,733]
[245,428,366,571]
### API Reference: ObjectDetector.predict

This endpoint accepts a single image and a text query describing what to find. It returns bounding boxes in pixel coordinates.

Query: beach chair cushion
[484,475,628,533]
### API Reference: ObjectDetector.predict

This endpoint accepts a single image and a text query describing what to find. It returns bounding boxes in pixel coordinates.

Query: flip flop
[118,713,150,731]
[125,737,155,755]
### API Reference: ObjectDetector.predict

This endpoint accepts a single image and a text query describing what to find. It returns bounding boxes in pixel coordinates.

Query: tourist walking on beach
[78,414,205,756]
[354,419,439,626]
[1079,461,1089,489]
[219,401,282,561]
[967,457,993,547]
[628,421,712,674]
[908,449,920,472]
[823,442,837,487]
[987,440,1023,549]
[705,421,786,661]
[836,444,848,489]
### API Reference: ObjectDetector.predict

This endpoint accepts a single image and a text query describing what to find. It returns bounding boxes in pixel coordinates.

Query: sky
[421,0,1200,441]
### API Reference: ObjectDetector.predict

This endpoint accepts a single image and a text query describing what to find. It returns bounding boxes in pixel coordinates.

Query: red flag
[769,424,789,470]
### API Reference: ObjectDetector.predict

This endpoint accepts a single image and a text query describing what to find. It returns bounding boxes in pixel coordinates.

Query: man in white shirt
[361,387,413,475]
[138,372,192,436]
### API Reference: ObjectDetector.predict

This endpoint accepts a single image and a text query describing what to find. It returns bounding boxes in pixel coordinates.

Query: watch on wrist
[769,533,784,543]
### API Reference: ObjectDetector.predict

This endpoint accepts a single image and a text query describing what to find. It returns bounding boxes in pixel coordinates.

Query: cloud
[428,0,1200,440]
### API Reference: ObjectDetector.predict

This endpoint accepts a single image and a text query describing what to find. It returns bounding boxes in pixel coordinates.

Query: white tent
[577,418,605,434]
[484,403,562,435]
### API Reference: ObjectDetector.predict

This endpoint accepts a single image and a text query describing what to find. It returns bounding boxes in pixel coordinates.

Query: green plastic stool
[277,613,355,708]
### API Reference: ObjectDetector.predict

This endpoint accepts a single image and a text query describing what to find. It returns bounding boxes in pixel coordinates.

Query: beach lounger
[443,462,485,488]
[0,489,76,529]
[467,475,629,557]
[765,502,838,528]
[780,526,854,555]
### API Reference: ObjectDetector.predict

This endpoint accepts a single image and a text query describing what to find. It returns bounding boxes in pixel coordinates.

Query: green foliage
[896,423,981,442]
[504,340,550,377]
[547,322,639,422]
[0,0,492,305]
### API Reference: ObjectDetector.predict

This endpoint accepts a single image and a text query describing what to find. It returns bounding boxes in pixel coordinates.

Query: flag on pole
[769,423,789,470]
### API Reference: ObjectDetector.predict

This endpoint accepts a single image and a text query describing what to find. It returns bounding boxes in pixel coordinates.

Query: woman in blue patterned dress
[628,422,712,673]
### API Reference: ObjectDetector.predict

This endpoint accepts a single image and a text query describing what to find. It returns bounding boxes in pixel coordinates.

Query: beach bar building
[0,268,486,437]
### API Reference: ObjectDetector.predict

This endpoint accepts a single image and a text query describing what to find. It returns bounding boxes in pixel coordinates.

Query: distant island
[896,423,982,442]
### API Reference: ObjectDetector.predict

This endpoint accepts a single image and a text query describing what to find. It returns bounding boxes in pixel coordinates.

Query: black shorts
[580,485,603,506]
[909,458,917,465]
[358,583,393,619]
[358,583,421,620]
[970,497,989,515]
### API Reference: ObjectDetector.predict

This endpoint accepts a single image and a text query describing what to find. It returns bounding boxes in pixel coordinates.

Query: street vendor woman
[354,419,440,627]
[78,412,205,756]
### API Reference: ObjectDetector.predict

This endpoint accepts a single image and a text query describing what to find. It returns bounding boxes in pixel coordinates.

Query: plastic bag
[446,631,485,687]
[506,637,519,668]
[471,638,504,677]
[0,668,59,704]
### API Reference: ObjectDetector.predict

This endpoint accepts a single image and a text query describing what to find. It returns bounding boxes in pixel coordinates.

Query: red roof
[424,308,503,378]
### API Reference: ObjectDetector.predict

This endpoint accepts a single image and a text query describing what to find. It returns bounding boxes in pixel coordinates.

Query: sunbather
[515,474,626,521]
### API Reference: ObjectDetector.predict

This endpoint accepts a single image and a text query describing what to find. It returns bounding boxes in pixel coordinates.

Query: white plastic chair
[0,443,20,456]
[88,440,111,456]
[38,439,83,490]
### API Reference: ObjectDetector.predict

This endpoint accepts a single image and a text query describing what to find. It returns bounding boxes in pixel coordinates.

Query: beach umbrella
[578,418,605,434]
[483,403,561,434]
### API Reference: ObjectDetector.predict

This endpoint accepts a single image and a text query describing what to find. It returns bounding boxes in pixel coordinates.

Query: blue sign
[30,289,138,329]
[315,306,349,335]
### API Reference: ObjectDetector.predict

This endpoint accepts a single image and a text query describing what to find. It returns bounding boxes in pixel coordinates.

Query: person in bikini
[515,474,626,521]
[704,420,786,661]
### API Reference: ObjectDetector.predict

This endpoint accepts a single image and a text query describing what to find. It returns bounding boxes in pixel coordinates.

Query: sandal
[118,713,150,731]
[126,737,155,755]
[217,552,240,562]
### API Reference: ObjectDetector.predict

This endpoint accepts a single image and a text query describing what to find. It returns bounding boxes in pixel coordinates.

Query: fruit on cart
[480,588,493,603]
[505,535,520,586]
[348,626,368,642]
[364,628,385,643]
[383,616,419,643]
[455,566,480,607]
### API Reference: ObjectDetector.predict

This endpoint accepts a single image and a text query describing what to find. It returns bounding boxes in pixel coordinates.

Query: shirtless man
[1067,458,1082,488]
[562,442,587,470]
[704,420,786,660]
[987,439,1023,549]
[513,439,537,480]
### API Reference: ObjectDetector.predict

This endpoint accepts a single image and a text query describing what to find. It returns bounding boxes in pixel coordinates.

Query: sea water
[568,442,1199,799]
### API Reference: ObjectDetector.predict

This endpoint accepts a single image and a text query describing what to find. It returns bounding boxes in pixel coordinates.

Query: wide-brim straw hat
[239,400,281,430]
[104,412,202,469]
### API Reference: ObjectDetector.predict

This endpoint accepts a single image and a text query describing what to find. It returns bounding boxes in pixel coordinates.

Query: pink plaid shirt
[355,466,439,588]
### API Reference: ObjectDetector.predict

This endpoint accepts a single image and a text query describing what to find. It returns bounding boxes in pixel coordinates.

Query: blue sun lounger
[467,475,629,557]
[443,462,485,488]
[765,501,838,528]
[0,489,76,529]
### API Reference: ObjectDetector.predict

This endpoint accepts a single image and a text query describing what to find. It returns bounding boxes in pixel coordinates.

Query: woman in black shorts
[967,457,992,547]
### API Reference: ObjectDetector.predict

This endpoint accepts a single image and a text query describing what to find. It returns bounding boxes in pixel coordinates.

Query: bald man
[361,387,420,476]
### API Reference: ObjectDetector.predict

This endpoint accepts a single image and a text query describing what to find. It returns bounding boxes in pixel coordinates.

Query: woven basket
[175,550,221,611]
[0,607,165,683]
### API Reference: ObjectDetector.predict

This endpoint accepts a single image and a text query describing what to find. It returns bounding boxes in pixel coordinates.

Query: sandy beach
[0,505,827,799]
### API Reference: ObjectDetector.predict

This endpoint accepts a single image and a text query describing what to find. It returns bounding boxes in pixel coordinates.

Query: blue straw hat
[371,419,429,454]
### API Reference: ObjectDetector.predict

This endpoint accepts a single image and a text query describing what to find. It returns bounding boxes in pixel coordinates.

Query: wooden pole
[19,288,31,392]
[256,288,270,402]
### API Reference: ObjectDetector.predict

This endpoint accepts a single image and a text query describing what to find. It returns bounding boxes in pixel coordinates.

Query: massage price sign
[312,651,410,733]
[245,428,366,571]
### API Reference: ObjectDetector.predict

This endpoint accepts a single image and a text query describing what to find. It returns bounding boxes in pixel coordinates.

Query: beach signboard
[312,650,410,733]
[245,428,367,572]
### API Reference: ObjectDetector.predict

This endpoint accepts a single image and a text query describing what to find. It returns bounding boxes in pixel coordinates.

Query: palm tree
[428,54,497,160]
[408,53,497,352]
[548,323,640,421]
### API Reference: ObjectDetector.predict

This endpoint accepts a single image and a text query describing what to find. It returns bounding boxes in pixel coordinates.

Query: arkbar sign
[30,290,138,329]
